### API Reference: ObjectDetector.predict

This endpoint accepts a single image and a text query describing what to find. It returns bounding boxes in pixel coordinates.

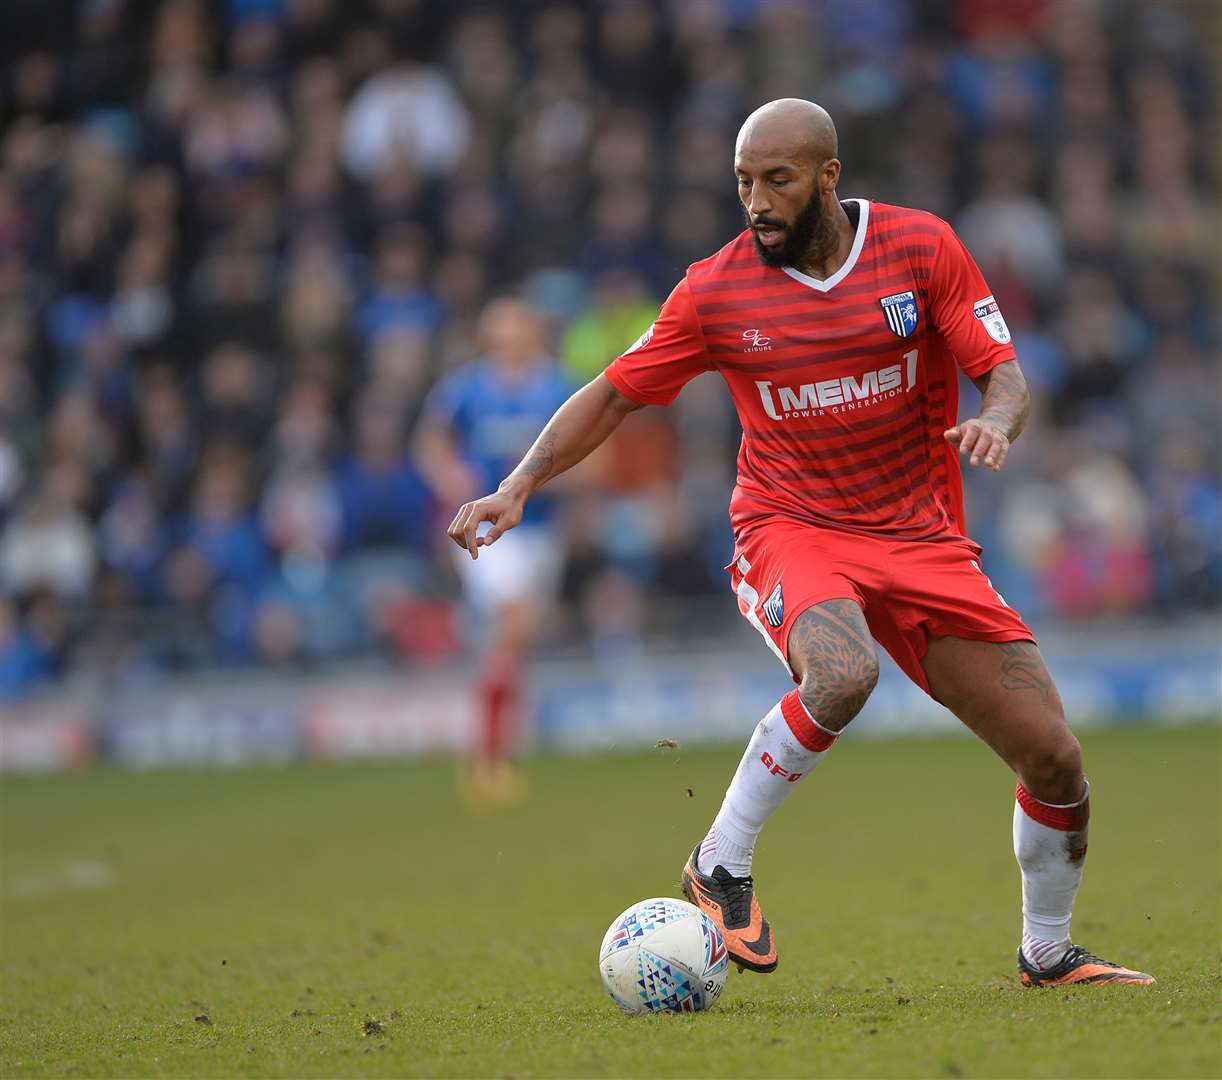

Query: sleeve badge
[972,295,1012,344]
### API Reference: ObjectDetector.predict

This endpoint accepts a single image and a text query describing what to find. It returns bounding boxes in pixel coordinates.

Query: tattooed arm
[447,374,642,559]
[943,359,1031,472]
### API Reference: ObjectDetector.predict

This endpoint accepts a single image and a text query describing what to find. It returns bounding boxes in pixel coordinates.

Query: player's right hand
[447,489,525,560]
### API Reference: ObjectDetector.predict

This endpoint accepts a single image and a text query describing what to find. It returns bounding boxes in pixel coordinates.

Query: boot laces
[711,867,754,927]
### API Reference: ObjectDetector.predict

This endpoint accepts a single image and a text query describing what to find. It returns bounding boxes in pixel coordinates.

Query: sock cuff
[1015,779,1090,831]
[781,690,837,752]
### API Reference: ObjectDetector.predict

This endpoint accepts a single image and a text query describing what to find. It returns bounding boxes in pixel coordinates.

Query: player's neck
[795,198,854,281]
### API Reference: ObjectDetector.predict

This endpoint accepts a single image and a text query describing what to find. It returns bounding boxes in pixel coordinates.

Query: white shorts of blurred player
[451,524,561,623]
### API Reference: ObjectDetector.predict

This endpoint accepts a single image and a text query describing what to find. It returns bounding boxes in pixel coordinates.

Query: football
[598,897,730,1015]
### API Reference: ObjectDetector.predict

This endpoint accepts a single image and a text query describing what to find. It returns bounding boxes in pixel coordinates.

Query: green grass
[1,725,1219,1078]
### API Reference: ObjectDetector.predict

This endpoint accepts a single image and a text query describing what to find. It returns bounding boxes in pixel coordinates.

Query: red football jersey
[604,200,1017,541]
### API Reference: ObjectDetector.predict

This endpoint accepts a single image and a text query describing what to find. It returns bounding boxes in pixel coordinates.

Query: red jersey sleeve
[604,277,712,406]
[927,221,1018,379]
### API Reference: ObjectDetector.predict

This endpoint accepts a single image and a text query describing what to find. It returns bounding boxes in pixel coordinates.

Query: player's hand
[944,418,1010,471]
[447,488,526,559]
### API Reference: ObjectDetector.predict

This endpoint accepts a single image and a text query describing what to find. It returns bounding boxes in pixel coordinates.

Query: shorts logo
[972,295,1011,344]
[879,290,919,338]
[762,582,784,628]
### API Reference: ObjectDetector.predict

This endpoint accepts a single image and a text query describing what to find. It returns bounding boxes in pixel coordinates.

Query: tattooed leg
[922,636,1108,973]
[787,599,880,732]
[922,636,1083,803]
[690,598,878,887]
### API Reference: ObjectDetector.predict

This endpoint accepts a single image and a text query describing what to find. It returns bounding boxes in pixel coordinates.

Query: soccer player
[446,100,1155,986]
[418,297,575,807]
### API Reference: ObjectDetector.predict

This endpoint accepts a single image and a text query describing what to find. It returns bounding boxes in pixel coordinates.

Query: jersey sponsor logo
[879,290,919,338]
[754,350,920,420]
[762,582,784,627]
[623,324,654,354]
[742,328,772,352]
[972,295,1012,344]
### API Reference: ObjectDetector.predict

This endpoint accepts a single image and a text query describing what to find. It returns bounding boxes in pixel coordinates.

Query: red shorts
[727,518,1034,696]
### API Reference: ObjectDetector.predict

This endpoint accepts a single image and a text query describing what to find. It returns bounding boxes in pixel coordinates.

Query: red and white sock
[697,690,839,877]
[1013,779,1090,970]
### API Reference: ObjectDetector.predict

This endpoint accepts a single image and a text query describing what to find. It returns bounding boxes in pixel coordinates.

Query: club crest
[762,582,784,628]
[879,290,919,338]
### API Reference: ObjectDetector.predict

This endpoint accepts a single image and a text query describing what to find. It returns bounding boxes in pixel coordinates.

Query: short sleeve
[927,222,1018,379]
[604,277,712,406]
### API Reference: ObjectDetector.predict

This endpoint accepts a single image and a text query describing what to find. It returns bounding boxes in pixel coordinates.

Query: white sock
[1013,778,1090,970]
[698,690,838,877]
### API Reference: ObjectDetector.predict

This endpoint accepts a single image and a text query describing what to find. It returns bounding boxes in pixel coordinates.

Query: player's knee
[1023,733,1084,804]
[797,658,879,732]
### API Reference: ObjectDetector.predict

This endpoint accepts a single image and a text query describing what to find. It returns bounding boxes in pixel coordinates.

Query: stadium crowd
[1,0,1218,699]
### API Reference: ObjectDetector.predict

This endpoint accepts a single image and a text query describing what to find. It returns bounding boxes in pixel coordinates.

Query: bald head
[736,98,838,168]
[733,99,848,270]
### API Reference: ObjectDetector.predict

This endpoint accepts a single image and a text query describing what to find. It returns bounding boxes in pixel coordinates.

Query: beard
[747,191,829,269]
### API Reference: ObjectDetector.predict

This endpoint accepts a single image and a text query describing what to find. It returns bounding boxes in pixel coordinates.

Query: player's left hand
[944,418,1010,471]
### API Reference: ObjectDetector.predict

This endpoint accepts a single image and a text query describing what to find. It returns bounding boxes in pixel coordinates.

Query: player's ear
[821,157,841,193]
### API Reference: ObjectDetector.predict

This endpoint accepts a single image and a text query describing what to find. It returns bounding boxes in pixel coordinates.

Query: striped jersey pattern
[604,200,1017,541]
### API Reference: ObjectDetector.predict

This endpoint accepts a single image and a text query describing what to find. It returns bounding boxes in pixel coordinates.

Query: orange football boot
[1018,945,1156,987]
[681,845,777,973]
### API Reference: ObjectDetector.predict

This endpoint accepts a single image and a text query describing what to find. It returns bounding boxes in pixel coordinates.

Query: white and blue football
[598,897,730,1015]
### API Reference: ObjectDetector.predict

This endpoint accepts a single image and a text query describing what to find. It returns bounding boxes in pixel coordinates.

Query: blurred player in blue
[417,297,576,807]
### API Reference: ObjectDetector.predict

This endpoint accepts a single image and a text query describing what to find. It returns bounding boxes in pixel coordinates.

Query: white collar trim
[781,198,870,293]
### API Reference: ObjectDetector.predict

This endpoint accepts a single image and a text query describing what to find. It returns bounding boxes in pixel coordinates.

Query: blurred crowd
[1,0,1218,699]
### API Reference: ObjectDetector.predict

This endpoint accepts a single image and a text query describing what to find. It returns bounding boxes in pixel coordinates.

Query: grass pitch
[1,725,1219,1078]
